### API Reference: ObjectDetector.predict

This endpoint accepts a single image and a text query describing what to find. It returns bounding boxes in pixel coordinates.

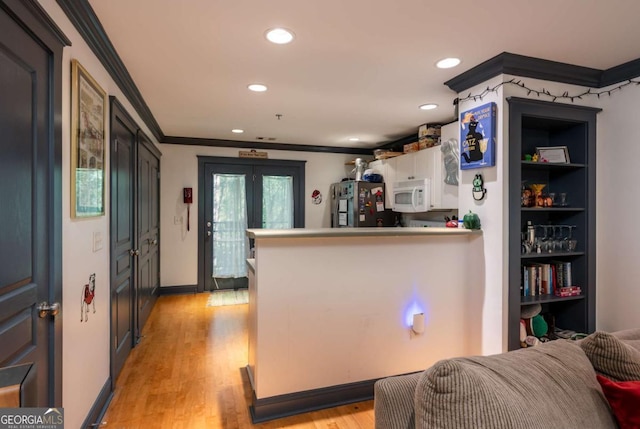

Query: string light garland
[456,78,640,104]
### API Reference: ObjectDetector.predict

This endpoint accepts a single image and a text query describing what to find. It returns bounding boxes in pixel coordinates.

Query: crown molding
[600,57,640,87]
[56,0,164,142]
[445,52,640,93]
[162,136,373,155]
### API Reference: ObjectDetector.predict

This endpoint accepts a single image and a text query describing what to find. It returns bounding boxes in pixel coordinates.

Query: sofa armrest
[374,372,421,429]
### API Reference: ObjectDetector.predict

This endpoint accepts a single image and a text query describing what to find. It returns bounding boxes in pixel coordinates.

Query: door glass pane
[262,175,294,229]
[212,173,249,278]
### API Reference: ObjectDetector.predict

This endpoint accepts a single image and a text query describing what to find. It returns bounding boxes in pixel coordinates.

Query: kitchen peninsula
[245,227,484,422]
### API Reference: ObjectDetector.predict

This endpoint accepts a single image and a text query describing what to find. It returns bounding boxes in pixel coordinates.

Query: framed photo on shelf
[71,59,106,218]
[459,102,496,169]
[536,146,570,164]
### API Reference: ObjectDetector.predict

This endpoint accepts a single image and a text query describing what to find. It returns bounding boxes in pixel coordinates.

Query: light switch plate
[93,231,103,252]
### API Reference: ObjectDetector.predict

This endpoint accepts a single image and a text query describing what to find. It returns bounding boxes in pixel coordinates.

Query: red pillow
[597,375,640,429]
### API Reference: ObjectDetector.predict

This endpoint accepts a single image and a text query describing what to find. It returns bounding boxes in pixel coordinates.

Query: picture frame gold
[536,146,570,164]
[71,59,106,218]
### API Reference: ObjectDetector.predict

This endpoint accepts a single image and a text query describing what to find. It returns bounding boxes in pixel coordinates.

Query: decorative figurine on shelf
[531,153,539,162]
[521,188,532,207]
[529,183,546,207]
[524,154,533,161]
[472,174,487,201]
[462,210,481,230]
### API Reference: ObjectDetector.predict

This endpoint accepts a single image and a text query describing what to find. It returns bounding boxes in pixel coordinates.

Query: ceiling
[88,0,640,150]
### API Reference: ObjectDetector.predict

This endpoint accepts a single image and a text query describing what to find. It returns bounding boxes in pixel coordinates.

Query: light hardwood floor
[102,294,375,428]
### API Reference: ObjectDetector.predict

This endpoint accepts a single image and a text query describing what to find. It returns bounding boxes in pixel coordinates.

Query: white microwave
[393,178,431,213]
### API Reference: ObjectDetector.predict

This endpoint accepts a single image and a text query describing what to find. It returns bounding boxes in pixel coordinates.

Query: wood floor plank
[102,294,375,428]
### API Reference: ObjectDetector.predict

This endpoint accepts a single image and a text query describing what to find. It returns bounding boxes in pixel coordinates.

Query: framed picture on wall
[71,59,106,218]
[459,102,497,169]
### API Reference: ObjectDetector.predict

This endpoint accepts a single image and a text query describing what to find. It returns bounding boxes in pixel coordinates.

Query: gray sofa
[374,328,640,429]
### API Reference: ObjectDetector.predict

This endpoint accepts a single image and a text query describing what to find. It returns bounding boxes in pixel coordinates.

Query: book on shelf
[521,261,574,297]
[555,286,582,297]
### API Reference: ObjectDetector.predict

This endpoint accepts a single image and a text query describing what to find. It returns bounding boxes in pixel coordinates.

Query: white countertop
[246,227,480,239]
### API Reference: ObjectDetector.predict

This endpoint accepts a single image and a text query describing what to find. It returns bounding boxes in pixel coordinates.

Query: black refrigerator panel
[331,181,386,227]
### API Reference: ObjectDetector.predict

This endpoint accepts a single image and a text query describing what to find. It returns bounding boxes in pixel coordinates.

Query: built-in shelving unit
[507,97,601,350]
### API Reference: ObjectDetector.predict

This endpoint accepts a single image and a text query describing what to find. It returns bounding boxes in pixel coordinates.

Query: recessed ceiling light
[248,83,268,92]
[436,57,461,69]
[348,137,360,142]
[419,104,438,110]
[265,28,295,44]
[231,129,244,134]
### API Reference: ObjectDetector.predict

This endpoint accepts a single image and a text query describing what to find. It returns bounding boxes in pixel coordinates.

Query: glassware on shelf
[558,192,568,207]
[566,225,577,251]
[520,224,578,254]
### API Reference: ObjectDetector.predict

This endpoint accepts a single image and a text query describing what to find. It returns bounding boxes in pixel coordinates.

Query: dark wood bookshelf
[521,161,586,169]
[521,207,585,212]
[521,251,585,260]
[521,294,585,305]
[507,97,600,351]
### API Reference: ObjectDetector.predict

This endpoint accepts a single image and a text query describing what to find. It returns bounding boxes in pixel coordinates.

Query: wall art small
[311,189,322,205]
[81,273,96,322]
[460,102,496,169]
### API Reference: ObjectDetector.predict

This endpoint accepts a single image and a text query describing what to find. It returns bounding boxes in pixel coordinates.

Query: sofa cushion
[414,340,617,429]
[580,329,640,381]
[374,372,421,429]
[597,375,640,429]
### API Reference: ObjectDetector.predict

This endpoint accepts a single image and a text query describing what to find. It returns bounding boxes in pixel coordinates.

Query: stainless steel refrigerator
[330,181,386,227]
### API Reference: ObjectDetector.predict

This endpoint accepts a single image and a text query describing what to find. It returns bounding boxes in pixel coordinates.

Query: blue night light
[403,299,428,329]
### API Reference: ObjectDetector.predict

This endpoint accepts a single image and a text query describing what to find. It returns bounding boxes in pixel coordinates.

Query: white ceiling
[89,0,640,149]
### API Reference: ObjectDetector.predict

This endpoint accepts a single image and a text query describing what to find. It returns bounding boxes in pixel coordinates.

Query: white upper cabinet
[395,153,417,180]
[395,146,458,210]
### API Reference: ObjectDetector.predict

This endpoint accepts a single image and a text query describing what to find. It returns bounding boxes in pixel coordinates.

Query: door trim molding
[196,156,306,293]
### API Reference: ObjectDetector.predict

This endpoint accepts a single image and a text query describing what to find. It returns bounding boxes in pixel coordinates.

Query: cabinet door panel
[413,149,430,180]
[395,153,415,180]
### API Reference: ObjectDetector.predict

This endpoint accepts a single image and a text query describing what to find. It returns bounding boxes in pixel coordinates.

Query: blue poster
[460,102,496,169]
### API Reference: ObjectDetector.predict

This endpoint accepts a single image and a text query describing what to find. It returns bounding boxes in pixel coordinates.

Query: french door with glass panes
[199,158,305,292]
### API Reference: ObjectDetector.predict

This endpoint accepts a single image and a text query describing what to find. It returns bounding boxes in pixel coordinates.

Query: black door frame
[197,156,305,293]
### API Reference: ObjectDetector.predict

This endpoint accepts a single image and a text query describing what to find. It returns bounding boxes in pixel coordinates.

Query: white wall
[159,144,355,286]
[457,76,507,354]
[38,2,161,428]
[251,232,484,398]
[595,80,640,331]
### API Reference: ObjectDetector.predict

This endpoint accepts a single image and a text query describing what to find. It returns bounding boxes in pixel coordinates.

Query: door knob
[37,302,60,318]
[206,231,212,237]
[129,249,140,256]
